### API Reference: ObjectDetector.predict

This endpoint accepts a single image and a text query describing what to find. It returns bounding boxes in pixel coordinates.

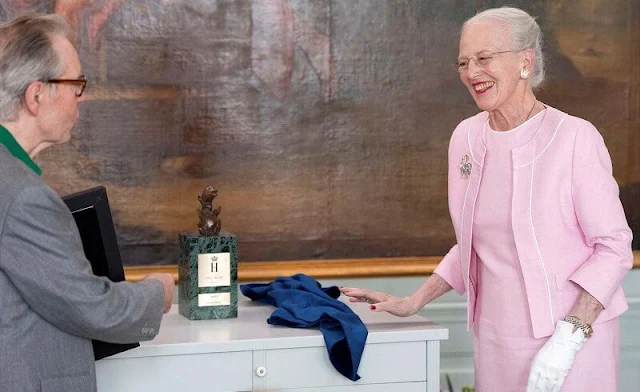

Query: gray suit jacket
[0,146,165,392]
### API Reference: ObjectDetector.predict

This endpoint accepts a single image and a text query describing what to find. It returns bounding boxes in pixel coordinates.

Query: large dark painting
[2,0,638,265]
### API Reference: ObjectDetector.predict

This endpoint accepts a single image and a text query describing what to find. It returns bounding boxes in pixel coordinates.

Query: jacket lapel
[511,106,568,338]
[459,113,487,327]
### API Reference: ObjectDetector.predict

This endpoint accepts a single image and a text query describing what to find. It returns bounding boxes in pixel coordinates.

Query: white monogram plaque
[197,252,231,288]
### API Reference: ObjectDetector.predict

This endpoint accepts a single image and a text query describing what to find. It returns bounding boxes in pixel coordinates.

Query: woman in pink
[340,7,633,392]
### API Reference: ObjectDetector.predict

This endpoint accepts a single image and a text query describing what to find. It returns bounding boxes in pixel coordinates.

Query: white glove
[526,320,586,392]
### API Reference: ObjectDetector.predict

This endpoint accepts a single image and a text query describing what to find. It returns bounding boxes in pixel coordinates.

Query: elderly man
[0,14,175,391]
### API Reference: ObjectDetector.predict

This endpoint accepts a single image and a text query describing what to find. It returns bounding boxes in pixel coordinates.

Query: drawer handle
[256,366,267,377]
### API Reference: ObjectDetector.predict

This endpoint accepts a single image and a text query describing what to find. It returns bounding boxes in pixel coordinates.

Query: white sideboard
[96,299,448,391]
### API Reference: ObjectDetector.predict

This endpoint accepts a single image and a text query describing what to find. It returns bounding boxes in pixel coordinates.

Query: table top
[104,299,448,360]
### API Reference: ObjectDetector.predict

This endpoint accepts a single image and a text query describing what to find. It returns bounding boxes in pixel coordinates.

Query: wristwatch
[563,314,593,338]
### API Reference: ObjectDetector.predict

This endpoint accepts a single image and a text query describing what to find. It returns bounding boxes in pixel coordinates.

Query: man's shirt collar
[0,124,42,175]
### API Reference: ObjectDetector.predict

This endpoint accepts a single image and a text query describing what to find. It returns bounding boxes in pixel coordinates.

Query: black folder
[62,186,140,360]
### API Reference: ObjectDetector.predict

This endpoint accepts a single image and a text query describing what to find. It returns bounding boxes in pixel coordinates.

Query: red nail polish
[370,305,376,310]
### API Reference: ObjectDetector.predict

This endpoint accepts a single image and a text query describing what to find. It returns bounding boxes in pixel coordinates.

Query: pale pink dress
[471,110,619,391]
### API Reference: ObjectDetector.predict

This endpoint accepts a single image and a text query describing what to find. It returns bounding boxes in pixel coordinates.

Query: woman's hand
[338,286,420,317]
[526,321,586,392]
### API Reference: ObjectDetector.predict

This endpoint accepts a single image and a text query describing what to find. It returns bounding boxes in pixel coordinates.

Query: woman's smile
[473,81,495,94]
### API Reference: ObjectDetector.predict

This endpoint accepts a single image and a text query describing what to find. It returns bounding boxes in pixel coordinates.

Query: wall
[0,0,638,265]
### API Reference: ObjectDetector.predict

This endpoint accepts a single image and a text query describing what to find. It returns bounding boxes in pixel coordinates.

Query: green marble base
[178,231,238,320]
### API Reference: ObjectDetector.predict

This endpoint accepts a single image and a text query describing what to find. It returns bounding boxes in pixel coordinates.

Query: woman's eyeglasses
[45,75,87,97]
[454,50,519,72]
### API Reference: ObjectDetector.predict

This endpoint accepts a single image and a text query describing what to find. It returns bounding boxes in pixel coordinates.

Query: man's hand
[143,273,175,313]
[527,321,586,392]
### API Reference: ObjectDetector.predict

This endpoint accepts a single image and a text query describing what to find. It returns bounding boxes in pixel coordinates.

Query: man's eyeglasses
[46,75,87,97]
[454,50,519,72]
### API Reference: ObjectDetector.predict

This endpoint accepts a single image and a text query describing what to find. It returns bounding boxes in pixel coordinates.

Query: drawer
[96,351,253,392]
[252,341,427,390]
[281,381,427,392]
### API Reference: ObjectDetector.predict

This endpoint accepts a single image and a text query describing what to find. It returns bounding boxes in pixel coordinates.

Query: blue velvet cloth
[240,274,368,381]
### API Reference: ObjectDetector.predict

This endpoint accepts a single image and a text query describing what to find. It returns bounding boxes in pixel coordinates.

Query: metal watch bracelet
[564,314,593,338]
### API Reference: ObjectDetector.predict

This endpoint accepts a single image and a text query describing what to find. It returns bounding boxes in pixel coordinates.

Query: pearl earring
[520,69,529,79]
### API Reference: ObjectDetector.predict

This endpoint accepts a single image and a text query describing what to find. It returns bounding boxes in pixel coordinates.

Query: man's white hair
[0,13,71,122]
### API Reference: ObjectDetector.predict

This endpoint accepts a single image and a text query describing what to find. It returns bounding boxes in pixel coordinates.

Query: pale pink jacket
[434,106,633,338]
